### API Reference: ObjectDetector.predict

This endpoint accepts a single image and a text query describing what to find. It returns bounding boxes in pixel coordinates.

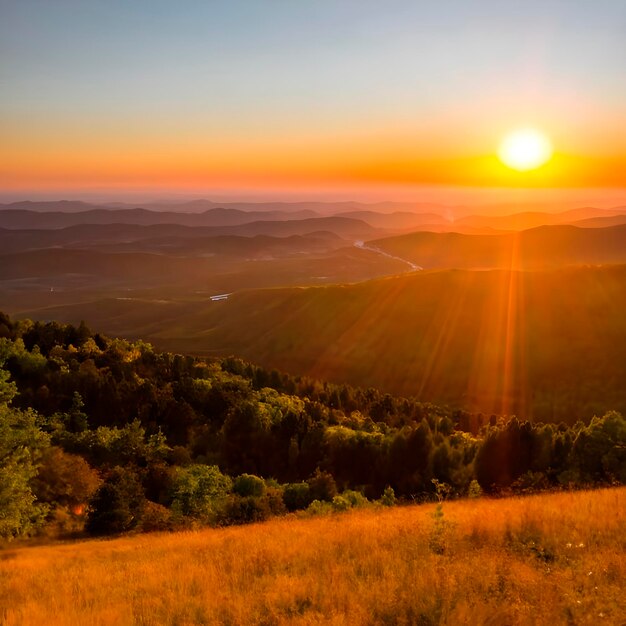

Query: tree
[572,411,626,483]
[307,468,337,502]
[168,464,232,523]
[0,367,49,539]
[32,447,101,510]
[85,466,146,535]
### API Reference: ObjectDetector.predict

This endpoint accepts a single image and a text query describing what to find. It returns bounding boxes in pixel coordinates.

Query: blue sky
[1,1,625,201]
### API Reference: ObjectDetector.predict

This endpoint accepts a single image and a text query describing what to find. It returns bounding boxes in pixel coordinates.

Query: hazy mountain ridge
[3,201,624,234]
[0,207,325,229]
[455,206,626,231]
[370,223,626,269]
[0,219,374,253]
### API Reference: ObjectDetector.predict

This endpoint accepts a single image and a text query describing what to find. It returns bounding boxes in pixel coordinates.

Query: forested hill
[0,312,624,540]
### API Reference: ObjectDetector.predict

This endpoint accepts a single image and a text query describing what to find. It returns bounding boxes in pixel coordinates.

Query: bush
[342,490,369,508]
[221,486,286,525]
[380,486,396,506]
[283,482,312,511]
[511,471,549,494]
[233,473,266,498]
[223,495,271,524]
[140,501,174,532]
[467,480,482,499]
[305,499,332,516]
[307,468,337,502]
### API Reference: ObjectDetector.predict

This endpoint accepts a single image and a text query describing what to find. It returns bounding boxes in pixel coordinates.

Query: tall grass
[1,488,624,625]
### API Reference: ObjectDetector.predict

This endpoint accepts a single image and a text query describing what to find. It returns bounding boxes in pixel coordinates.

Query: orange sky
[1,2,625,203]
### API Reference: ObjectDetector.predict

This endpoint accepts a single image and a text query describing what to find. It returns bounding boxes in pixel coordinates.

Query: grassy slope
[1,488,624,625]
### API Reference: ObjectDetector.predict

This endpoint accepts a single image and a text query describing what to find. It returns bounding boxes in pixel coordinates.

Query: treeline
[0,312,624,540]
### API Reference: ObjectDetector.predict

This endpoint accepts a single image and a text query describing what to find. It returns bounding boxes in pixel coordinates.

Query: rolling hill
[15,263,626,423]
[369,224,626,270]
[0,208,378,235]
[454,206,626,231]
[3,207,626,424]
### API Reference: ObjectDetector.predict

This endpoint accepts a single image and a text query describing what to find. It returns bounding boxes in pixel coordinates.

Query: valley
[3,202,626,423]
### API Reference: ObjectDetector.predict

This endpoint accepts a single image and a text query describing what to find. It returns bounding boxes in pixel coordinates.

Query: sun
[498,128,553,171]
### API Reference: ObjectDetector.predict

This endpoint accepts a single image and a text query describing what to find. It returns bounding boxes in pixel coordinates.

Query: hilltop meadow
[1,488,624,625]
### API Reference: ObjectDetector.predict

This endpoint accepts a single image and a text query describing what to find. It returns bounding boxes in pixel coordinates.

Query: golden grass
[1,488,625,625]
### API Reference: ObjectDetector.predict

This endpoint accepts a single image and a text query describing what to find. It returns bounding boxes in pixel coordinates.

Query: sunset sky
[1,1,625,205]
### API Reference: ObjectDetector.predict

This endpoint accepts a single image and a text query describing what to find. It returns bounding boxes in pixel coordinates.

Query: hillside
[1,312,623,542]
[369,224,626,270]
[2,488,624,625]
[19,264,626,423]
[2,212,626,424]
[455,206,626,231]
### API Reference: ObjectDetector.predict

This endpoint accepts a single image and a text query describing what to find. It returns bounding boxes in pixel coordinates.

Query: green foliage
[429,480,453,555]
[332,490,369,511]
[0,367,50,539]
[305,499,333,516]
[380,486,396,506]
[283,482,312,512]
[571,411,626,483]
[0,313,624,537]
[233,473,266,498]
[467,480,482,499]
[169,464,232,523]
[331,495,351,511]
[511,471,550,494]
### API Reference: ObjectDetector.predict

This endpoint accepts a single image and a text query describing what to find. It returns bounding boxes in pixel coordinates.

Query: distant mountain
[572,213,626,228]
[0,207,332,229]
[369,224,626,270]
[0,224,346,256]
[0,200,109,213]
[335,211,449,230]
[0,208,383,240]
[119,200,452,216]
[455,207,626,231]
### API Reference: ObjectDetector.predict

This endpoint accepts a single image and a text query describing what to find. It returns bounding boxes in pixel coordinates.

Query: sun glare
[498,128,553,171]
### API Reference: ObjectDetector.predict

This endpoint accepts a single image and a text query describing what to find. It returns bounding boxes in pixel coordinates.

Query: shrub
[140,501,174,532]
[283,482,312,512]
[233,473,266,498]
[306,499,333,516]
[380,486,396,506]
[342,490,369,508]
[467,480,482,499]
[223,495,271,524]
[331,495,351,511]
[168,464,232,524]
[307,468,337,502]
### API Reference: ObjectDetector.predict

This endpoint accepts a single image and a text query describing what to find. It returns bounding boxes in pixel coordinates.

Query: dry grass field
[1,488,624,626]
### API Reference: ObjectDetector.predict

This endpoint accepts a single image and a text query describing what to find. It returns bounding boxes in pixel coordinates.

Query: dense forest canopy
[0,312,624,539]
